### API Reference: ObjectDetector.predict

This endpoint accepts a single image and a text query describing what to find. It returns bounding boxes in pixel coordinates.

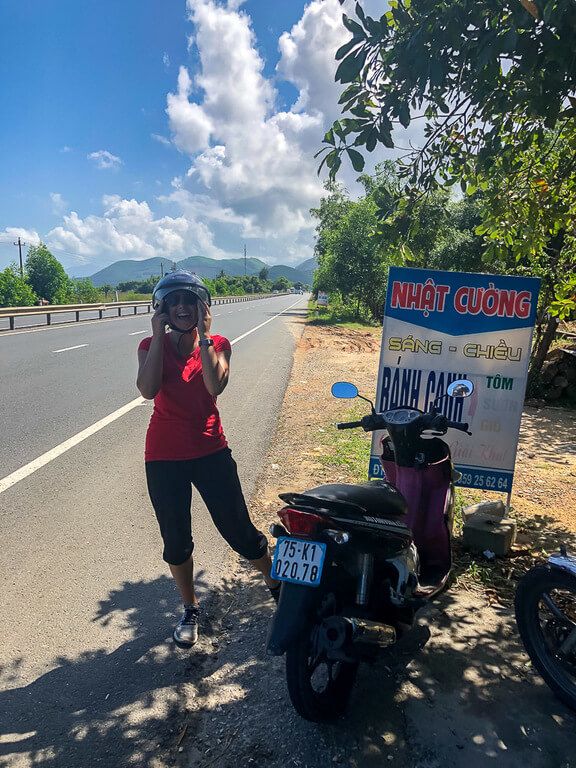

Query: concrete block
[462,499,507,522]
[462,513,517,557]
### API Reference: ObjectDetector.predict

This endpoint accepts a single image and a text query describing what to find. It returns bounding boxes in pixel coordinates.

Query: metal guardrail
[0,293,290,332]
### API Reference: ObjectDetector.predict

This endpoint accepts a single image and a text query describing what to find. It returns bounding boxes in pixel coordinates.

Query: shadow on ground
[2,558,575,768]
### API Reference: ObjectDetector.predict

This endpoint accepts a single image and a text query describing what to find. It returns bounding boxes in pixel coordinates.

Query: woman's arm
[200,347,230,396]
[136,302,169,399]
[197,301,230,396]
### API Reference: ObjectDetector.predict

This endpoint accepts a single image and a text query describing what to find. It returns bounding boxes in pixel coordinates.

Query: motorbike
[266,378,474,721]
[515,549,576,711]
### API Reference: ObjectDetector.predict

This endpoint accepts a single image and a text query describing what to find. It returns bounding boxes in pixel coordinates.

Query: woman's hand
[196,300,212,338]
[151,300,169,337]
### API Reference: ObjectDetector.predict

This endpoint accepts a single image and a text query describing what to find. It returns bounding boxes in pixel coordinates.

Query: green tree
[322,0,576,376]
[258,266,269,281]
[72,278,100,303]
[25,244,73,304]
[101,283,114,299]
[321,196,389,319]
[0,264,37,307]
[321,0,575,188]
[271,276,291,292]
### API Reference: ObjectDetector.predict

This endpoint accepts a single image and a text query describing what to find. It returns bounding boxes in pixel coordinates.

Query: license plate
[272,536,326,587]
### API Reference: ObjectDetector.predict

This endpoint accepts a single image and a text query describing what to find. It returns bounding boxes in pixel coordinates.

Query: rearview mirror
[331,381,359,399]
[447,379,474,399]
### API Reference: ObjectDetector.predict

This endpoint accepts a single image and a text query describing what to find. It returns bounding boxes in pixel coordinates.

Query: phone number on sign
[460,473,510,490]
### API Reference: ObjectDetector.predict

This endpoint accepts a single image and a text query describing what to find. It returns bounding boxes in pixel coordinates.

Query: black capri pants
[145,447,268,565]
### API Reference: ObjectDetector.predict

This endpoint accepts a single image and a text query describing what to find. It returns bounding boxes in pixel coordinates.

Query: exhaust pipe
[349,618,396,648]
[319,616,396,651]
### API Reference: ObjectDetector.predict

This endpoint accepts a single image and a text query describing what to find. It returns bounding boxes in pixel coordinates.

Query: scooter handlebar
[446,419,470,434]
[336,420,363,430]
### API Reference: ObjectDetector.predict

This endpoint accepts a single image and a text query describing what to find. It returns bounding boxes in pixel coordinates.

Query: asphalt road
[0,293,307,767]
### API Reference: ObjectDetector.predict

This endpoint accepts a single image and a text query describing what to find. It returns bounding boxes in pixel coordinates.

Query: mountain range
[86,255,317,287]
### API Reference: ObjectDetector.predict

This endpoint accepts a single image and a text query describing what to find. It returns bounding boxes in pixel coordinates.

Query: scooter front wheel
[285,621,358,722]
[515,565,576,711]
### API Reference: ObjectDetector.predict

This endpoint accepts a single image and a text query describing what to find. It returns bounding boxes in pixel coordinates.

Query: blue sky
[0,0,388,276]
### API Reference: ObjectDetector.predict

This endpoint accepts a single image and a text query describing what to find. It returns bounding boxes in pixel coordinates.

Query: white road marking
[0,296,305,496]
[0,398,146,495]
[230,297,303,345]
[52,344,88,353]
[129,330,148,336]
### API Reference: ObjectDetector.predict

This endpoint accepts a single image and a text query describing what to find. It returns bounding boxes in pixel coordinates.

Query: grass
[307,298,380,330]
[316,400,374,481]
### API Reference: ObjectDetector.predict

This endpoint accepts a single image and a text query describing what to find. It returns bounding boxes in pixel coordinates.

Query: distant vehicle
[289,288,296,294]
[273,290,279,294]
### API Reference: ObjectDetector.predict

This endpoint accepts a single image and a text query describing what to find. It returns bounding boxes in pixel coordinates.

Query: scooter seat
[289,481,407,519]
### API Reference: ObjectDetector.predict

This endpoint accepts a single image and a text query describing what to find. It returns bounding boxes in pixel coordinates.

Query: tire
[285,622,358,722]
[515,565,576,712]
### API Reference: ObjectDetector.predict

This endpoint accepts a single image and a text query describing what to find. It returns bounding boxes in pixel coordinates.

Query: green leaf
[328,156,342,180]
[366,129,378,152]
[346,147,365,172]
[325,149,339,169]
[323,128,335,146]
[398,104,411,128]
[379,128,394,148]
[335,38,359,61]
[333,121,346,142]
[335,48,368,83]
[342,14,365,38]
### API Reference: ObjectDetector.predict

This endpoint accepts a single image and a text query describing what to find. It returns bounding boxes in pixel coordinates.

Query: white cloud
[0,227,41,246]
[165,0,342,243]
[151,133,172,147]
[87,150,123,170]
[277,0,350,120]
[166,67,213,154]
[45,194,228,265]
[50,192,67,215]
[33,0,399,270]
[60,145,73,153]
[163,52,170,69]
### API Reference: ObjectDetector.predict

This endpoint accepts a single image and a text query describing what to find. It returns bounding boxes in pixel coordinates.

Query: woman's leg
[146,461,198,603]
[169,557,198,606]
[246,552,279,588]
[191,449,279,587]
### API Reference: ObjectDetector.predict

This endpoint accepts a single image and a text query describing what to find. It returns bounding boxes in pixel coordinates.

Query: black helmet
[152,270,211,309]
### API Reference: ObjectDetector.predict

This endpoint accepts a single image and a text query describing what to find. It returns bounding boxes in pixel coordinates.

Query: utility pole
[160,261,164,277]
[13,236,26,278]
[244,243,247,276]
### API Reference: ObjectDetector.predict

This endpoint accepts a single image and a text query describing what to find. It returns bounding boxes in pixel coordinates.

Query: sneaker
[173,605,199,648]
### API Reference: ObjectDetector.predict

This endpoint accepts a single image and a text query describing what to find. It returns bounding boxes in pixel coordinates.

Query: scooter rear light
[278,507,326,537]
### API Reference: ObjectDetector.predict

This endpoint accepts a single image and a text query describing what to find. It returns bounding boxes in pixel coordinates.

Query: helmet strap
[168,322,196,334]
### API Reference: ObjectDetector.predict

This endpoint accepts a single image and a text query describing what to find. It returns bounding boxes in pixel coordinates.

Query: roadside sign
[369,267,541,493]
[317,291,329,307]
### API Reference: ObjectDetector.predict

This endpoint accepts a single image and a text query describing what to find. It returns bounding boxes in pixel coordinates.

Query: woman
[137,270,279,648]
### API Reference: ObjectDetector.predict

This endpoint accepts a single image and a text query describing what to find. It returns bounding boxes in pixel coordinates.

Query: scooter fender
[266,582,323,656]
[549,552,576,576]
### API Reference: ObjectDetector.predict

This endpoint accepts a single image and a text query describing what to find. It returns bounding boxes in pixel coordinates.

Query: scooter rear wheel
[285,621,358,722]
[515,565,576,711]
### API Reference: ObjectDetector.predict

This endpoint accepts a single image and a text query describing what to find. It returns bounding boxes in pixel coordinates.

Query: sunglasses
[164,291,198,308]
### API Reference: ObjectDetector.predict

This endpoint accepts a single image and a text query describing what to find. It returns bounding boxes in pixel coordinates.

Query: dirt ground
[165,312,576,768]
